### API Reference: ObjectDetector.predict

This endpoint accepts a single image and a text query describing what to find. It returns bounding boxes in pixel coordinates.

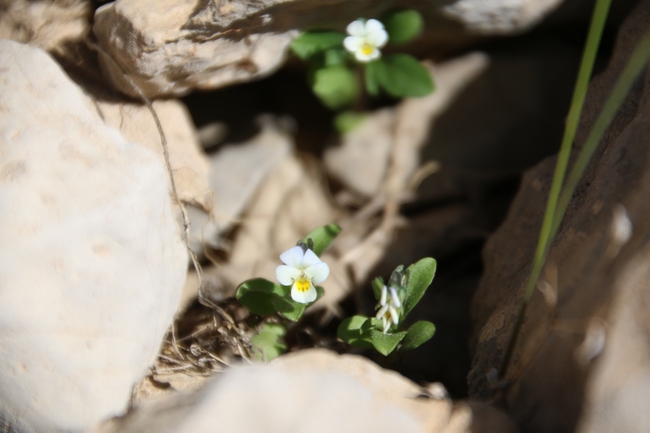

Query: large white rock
[0,40,187,432]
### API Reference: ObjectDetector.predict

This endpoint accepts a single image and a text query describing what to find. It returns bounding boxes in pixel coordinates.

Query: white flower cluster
[376,285,402,334]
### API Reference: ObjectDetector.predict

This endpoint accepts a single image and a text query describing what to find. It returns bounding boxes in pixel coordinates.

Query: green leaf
[272,296,306,322]
[250,323,287,362]
[324,48,351,66]
[383,10,424,44]
[291,31,346,60]
[402,321,435,351]
[312,65,359,109]
[236,278,286,316]
[403,258,437,317]
[371,277,384,301]
[303,224,342,256]
[334,111,366,134]
[370,330,407,356]
[337,315,374,349]
[377,54,434,98]
[364,61,381,96]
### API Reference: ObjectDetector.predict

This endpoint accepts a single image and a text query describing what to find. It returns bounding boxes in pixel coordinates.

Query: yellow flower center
[295,277,311,292]
[360,43,374,56]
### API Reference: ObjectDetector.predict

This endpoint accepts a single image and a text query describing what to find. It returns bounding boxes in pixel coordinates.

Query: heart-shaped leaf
[291,31,346,60]
[337,315,374,349]
[403,258,437,317]
[370,330,407,356]
[311,65,359,109]
[373,54,434,98]
[402,321,435,351]
[236,278,286,316]
[250,323,287,362]
[383,10,424,44]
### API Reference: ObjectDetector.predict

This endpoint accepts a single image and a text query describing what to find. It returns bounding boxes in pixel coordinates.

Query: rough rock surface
[440,0,563,34]
[92,0,568,98]
[96,99,212,207]
[187,115,292,252]
[468,2,650,432]
[0,0,90,53]
[93,0,298,97]
[92,349,517,433]
[0,40,187,432]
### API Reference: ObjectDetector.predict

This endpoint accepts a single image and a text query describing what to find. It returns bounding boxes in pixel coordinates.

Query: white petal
[390,287,401,308]
[355,48,380,62]
[291,283,317,304]
[376,304,388,320]
[380,285,387,306]
[382,317,390,334]
[365,19,385,34]
[301,248,322,267]
[367,28,388,48]
[279,246,304,267]
[389,306,399,326]
[343,36,363,53]
[346,19,366,36]
[305,262,329,284]
[276,265,301,286]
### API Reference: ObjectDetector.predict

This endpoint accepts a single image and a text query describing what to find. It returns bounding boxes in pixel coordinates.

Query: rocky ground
[0,0,648,432]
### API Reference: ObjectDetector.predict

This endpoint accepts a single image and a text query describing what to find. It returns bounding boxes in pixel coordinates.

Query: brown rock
[468,2,650,433]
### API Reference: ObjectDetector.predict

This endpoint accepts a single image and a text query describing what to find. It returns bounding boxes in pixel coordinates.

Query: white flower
[275,246,330,304]
[375,285,402,334]
[343,18,389,62]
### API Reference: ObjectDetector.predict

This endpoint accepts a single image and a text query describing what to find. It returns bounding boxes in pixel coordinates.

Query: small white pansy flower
[275,246,330,304]
[376,285,402,334]
[343,18,389,62]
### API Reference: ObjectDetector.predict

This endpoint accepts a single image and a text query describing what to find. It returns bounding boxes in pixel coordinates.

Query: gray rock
[0,40,187,432]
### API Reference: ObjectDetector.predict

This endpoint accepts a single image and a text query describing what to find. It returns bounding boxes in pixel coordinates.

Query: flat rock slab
[0,40,187,432]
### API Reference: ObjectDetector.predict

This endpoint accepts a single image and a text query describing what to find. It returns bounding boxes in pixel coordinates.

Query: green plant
[236,224,340,361]
[337,258,437,356]
[291,10,434,111]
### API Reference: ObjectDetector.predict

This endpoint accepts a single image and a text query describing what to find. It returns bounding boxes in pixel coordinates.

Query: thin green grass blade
[552,31,650,237]
[500,0,612,377]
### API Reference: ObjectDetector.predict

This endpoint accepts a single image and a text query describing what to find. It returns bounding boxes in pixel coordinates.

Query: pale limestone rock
[91,349,446,433]
[0,40,187,432]
[92,0,297,97]
[96,99,212,208]
[92,349,518,433]
[187,115,293,252]
[325,108,395,198]
[0,0,90,54]
[441,0,564,34]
